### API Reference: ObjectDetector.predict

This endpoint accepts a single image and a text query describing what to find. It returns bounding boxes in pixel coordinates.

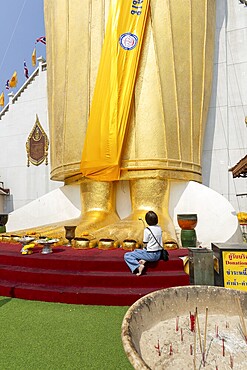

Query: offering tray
[16,236,36,254]
[36,238,59,254]
[17,236,36,244]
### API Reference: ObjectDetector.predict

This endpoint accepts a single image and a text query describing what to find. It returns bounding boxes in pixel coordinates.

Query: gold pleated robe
[44,0,215,184]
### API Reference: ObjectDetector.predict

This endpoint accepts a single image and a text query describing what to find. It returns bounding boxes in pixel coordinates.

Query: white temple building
[0,0,246,247]
[0,57,62,215]
[202,0,247,213]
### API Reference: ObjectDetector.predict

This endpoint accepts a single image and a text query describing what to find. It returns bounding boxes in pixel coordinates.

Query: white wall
[0,59,62,212]
[202,0,247,213]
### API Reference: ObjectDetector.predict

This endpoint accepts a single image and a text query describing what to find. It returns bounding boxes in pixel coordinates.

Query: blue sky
[0,0,45,104]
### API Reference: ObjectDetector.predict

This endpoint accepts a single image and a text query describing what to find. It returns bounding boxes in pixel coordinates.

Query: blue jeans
[124,249,161,273]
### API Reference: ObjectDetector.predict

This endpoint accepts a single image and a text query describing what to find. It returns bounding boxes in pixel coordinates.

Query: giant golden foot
[14,210,120,243]
[8,179,178,249]
[10,180,120,245]
[92,209,178,250]
[92,178,179,250]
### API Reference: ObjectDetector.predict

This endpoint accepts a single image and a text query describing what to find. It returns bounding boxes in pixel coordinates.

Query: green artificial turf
[0,297,133,370]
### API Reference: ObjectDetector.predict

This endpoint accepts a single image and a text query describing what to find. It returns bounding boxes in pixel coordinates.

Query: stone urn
[177,214,198,248]
[0,213,8,233]
[121,286,247,369]
[177,214,197,230]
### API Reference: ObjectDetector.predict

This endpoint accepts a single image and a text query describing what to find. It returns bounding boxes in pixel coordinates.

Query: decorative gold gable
[229,154,247,178]
[26,115,49,167]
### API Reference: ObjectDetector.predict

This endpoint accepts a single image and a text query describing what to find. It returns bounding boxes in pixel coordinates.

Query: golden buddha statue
[40,0,216,247]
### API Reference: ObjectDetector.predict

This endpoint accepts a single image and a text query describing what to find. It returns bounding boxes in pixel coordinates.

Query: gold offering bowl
[10,234,22,242]
[72,237,97,249]
[0,234,12,242]
[0,234,33,243]
[98,238,119,250]
[122,239,139,251]
[121,286,247,369]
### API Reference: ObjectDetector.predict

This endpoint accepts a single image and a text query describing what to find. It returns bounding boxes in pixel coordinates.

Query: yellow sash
[80,0,150,181]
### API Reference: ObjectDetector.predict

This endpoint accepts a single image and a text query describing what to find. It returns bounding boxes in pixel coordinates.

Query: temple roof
[229,154,247,178]
[0,186,9,195]
[0,57,46,121]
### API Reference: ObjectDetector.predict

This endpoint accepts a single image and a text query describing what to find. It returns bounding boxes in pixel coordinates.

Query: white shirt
[143,225,163,252]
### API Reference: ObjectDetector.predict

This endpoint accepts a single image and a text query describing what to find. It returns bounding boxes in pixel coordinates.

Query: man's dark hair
[145,211,158,226]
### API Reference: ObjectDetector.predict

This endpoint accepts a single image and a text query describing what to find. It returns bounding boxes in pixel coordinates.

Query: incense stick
[176,315,179,332]
[222,338,225,357]
[203,307,209,364]
[236,296,247,342]
[193,358,197,370]
[196,307,203,354]
[194,310,197,369]
[190,311,196,332]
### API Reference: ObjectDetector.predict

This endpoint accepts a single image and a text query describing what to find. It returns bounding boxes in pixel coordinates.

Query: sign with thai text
[222,251,247,291]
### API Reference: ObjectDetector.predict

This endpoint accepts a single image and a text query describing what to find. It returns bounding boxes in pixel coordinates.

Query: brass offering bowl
[0,234,12,242]
[98,238,119,250]
[10,234,22,242]
[164,242,179,250]
[72,237,97,249]
[122,239,138,251]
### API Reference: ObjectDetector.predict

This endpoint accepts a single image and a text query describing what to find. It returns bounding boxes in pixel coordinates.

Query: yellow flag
[32,47,36,67]
[9,71,18,88]
[0,92,4,106]
[80,0,150,181]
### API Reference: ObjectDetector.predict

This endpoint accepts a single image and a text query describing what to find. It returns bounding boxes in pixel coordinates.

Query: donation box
[212,243,247,291]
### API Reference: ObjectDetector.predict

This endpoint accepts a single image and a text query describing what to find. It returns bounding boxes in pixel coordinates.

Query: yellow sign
[223,251,247,291]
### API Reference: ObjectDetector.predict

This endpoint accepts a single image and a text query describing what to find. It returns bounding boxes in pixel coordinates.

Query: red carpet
[0,242,189,306]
